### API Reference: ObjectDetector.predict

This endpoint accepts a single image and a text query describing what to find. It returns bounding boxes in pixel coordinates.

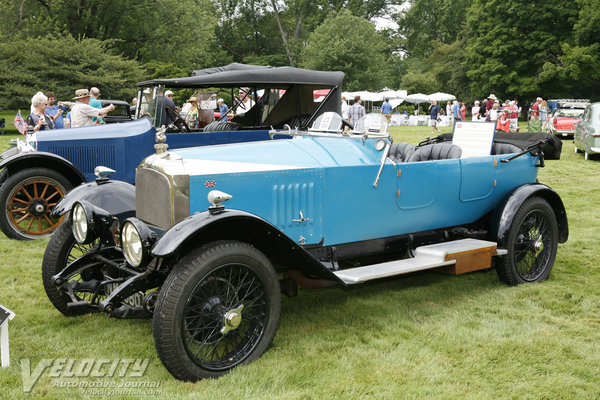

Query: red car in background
[549,103,587,137]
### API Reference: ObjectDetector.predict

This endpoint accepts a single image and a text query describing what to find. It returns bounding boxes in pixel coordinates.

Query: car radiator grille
[136,168,189,230]
[48,145,116,174]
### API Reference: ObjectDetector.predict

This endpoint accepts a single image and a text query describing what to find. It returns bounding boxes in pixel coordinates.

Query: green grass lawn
[1,123,600,399]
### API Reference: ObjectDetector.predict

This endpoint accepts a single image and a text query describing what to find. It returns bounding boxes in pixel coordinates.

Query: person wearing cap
[486,94,497,115]
[160,89,177,126]
[218,98,229,117]
[233,88,255,116]
[380,98,392,124]
[69,89,115,128]
[184,97,198,128]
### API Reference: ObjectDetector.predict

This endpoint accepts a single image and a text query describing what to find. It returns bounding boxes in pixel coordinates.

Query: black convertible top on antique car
[137,63,345,131]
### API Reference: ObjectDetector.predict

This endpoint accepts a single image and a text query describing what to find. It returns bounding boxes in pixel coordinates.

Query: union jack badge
[205,180,216,187]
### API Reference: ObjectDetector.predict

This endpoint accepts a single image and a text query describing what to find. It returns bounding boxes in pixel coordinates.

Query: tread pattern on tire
[153,240,281,381]
[0,167,72,240]
[496,196,558,286]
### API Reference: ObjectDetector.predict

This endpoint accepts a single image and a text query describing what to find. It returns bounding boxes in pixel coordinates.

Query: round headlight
[121,218,155,268]
[72,203,89,244]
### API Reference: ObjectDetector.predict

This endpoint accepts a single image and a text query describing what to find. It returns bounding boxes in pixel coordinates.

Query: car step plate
[334,239,505,284]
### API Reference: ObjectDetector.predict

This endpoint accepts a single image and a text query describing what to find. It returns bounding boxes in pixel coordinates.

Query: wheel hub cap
[29,199,47,217]
[221,304,244,335]
[534,236,544,254]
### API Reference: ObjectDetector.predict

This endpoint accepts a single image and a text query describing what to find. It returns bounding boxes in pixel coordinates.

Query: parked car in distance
[574,102,600,160]
[99,99,133,124]
[0,63,343,240]
[548,103,586,137]
[43,116,567,382]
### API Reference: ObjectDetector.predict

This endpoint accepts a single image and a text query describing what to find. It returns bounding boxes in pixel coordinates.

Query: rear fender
[151,209,343,283]
[51,179,136,221]
[490,183,568,246]
[0,152,85,188]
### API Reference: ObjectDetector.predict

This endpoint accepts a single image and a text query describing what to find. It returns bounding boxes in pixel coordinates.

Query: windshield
[136,84,334,131]
[555,109,584,118]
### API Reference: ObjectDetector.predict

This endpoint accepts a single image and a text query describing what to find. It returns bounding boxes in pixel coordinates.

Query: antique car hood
[168,136,384,175]
[36,117,153,144]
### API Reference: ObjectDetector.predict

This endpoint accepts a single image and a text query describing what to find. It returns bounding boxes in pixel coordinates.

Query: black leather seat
[388,142,416,163]
[492,142,521,155]
[406,143,462,162]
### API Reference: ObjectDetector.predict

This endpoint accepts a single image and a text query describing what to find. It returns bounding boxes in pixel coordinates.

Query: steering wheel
[166,106,190,133]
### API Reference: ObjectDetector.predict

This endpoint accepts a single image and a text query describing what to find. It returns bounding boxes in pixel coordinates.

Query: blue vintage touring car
[0,63,343,240]
[42,115,566,381]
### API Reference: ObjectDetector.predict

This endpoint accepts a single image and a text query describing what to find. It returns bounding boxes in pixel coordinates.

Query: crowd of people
[24,88,115,133]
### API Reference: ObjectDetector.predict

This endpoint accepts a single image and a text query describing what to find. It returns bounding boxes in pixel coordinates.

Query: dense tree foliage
[0,35,144,109]
[0,0,599,109]
[300,10,392,91]
[464,0,579,101]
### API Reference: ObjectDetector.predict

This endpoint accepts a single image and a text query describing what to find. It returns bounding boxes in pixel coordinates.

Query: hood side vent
[48,145,116,174]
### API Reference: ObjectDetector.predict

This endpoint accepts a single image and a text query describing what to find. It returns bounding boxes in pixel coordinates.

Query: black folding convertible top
[137,63,344,88]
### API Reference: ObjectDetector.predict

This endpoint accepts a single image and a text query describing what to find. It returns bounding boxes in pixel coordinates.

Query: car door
[575,107,590,150]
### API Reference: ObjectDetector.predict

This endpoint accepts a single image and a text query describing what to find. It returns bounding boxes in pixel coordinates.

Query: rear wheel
[497,197,558,285]
[0,168,72,240]
[153,240,281,381]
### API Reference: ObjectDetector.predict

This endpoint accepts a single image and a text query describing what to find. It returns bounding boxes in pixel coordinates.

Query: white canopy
[404,93,431,104]
[342,90,407,103]
[428,92,456,102]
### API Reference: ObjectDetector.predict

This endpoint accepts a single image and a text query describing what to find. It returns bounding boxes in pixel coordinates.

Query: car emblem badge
[205,180,216,188]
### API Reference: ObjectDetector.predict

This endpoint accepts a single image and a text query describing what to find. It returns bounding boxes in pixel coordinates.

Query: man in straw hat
[69,89,115,128]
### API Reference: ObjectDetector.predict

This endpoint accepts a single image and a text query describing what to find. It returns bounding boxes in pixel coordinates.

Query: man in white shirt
[233,88,255,116]
[70,89,115,128]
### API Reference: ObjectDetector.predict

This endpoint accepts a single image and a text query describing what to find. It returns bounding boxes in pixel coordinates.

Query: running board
[334,239,505,284]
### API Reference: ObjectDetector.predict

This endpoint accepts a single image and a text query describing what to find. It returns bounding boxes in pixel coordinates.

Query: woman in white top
[489,103,499,121]
[471,101,480,121]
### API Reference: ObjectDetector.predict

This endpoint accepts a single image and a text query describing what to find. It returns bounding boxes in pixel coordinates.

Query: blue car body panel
[35,117,276,183]
[173,136,539,247]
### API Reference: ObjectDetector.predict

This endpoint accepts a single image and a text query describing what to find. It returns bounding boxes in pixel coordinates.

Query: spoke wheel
[0,168,72,240]
[497,197,559,285]
[153,241,281,381]
[42,221,105,316]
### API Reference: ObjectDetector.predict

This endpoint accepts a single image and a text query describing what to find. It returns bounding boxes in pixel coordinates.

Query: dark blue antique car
[42,116,567,381]
[0,63,343,240]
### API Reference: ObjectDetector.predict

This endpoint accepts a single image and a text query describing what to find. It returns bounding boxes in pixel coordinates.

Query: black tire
[42,221,102,316]
[497,197,559,285]
[153,240,281,381]
[203,121,241,132]
[0,167,73,240]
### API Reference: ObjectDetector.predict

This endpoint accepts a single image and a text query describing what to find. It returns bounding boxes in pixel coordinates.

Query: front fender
[151,209,343,283]
[51,179,136,221]
[0,151,86,187]
[490,183,568,246]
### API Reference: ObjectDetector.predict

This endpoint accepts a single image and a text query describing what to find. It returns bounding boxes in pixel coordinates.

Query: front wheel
[42,221,103,315]
[497,197,558,285]
[153,241,281,381]
[0,167,73,240]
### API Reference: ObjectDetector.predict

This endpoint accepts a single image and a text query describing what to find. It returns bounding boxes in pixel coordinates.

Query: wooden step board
[333,239,504,284]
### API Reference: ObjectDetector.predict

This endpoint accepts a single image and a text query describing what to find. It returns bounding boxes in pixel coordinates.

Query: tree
[300,10,392,91]
[215,0,398,66]
[464,0,579,101]
[538,0,600,98]
[0,0,229,70]
[394,0,473,58]
[0,35,144,109]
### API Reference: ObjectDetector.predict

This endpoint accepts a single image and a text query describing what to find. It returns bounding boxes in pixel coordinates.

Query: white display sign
[452,121,496,158]
[0,305,15,368]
